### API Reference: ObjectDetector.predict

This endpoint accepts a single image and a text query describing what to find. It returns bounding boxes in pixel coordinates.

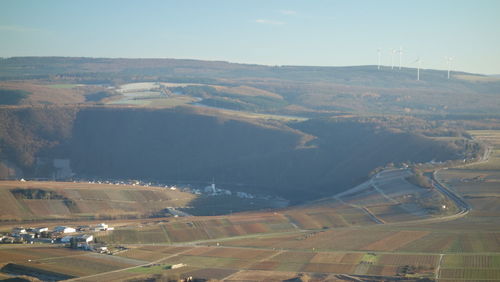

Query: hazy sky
[1,0,500,74]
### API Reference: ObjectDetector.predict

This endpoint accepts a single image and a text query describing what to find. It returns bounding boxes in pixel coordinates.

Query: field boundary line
[435,253,443,280]
[66,248,192,281]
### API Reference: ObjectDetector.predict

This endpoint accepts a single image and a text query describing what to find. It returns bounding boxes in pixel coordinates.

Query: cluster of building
[1,223,113,247]
[72,178,178,190]
[190,183,256,199]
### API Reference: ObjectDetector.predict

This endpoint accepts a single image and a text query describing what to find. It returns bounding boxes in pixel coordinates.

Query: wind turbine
[391,49,397,70]
[445,56,453,79]
[377,48,382,70]
[398,46,403,70]
[414,57,422,81]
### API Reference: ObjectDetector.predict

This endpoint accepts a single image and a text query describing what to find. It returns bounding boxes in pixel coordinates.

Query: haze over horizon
[1,0,500,74]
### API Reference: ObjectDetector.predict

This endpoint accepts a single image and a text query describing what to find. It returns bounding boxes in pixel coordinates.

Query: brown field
[367,204,423,223]
[180,267,237,280]
[378,254,438,267]
[443,254,500,269]
[0,246,143,278]
[135,245,190,254]
[301,262,357,273]
[224,270,299,281]
[248,261,280,270]
[396,230,500,253]
[440,268,500,280]
[0,81,89,105]
[360,230,429,251]
[162,254,251,269]
[29,255,135,277]
[217,228,401,252]
[272,251,316,263]
[200,247,276,260]
[100,212,296,244]
[220,233,301,248]
[398,232,457,252]
[310,252,347,263]
[116,248,166,262]
[0,180,194,222]
[0,247,82,263]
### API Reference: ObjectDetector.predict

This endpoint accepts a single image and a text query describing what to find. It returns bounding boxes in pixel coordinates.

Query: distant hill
[1,57,500,115]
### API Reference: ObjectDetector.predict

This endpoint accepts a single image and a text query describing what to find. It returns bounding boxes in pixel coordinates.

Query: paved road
[431,171,471,215]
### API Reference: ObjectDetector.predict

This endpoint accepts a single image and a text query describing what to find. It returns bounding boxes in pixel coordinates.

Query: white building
[54,226,76,233]
[35,227,48,233]
[204,183,216,194]
[12,227,26,234]
[95,223,111,231]
[76,234,93,243]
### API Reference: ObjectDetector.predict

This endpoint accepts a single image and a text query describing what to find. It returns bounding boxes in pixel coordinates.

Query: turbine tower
[391,49,396,70]
[398,46,403,70]
[414,57,421,81]
[445,56,454,79]
[377,48,382,70]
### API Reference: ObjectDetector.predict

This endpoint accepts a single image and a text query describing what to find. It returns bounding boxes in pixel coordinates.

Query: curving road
[431,171,471,215]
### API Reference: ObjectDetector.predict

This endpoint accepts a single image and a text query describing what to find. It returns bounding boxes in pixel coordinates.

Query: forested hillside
[0,106,468,202]
[1,57,500,115]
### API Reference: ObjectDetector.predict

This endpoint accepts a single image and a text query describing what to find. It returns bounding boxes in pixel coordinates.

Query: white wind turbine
[391,49,397,70]
[445,56,454,79]
[398,46,403,70]
[414,57,422,81]
[377,48,382,70]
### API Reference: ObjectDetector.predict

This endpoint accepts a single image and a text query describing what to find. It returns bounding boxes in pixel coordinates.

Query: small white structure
[12,227,26,234]
[76,234,93,243]
[204,183,216,194]
[54,226,76,233]
[95,223,111,231]
[34,227,48,233]
[171,263,185,269]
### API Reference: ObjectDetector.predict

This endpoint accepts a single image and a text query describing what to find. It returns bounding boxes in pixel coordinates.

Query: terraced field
[0,246,145,280]
[0,181,194,221]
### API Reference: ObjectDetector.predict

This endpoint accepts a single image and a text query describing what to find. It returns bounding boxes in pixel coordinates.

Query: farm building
[34,227,48,233]
[54,226,76,233]
[76,234,93,243]
[11,227,26,234]
[94,223,113,231]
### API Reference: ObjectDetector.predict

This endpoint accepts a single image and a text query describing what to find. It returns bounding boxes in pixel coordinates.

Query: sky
[1,0,500,74]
